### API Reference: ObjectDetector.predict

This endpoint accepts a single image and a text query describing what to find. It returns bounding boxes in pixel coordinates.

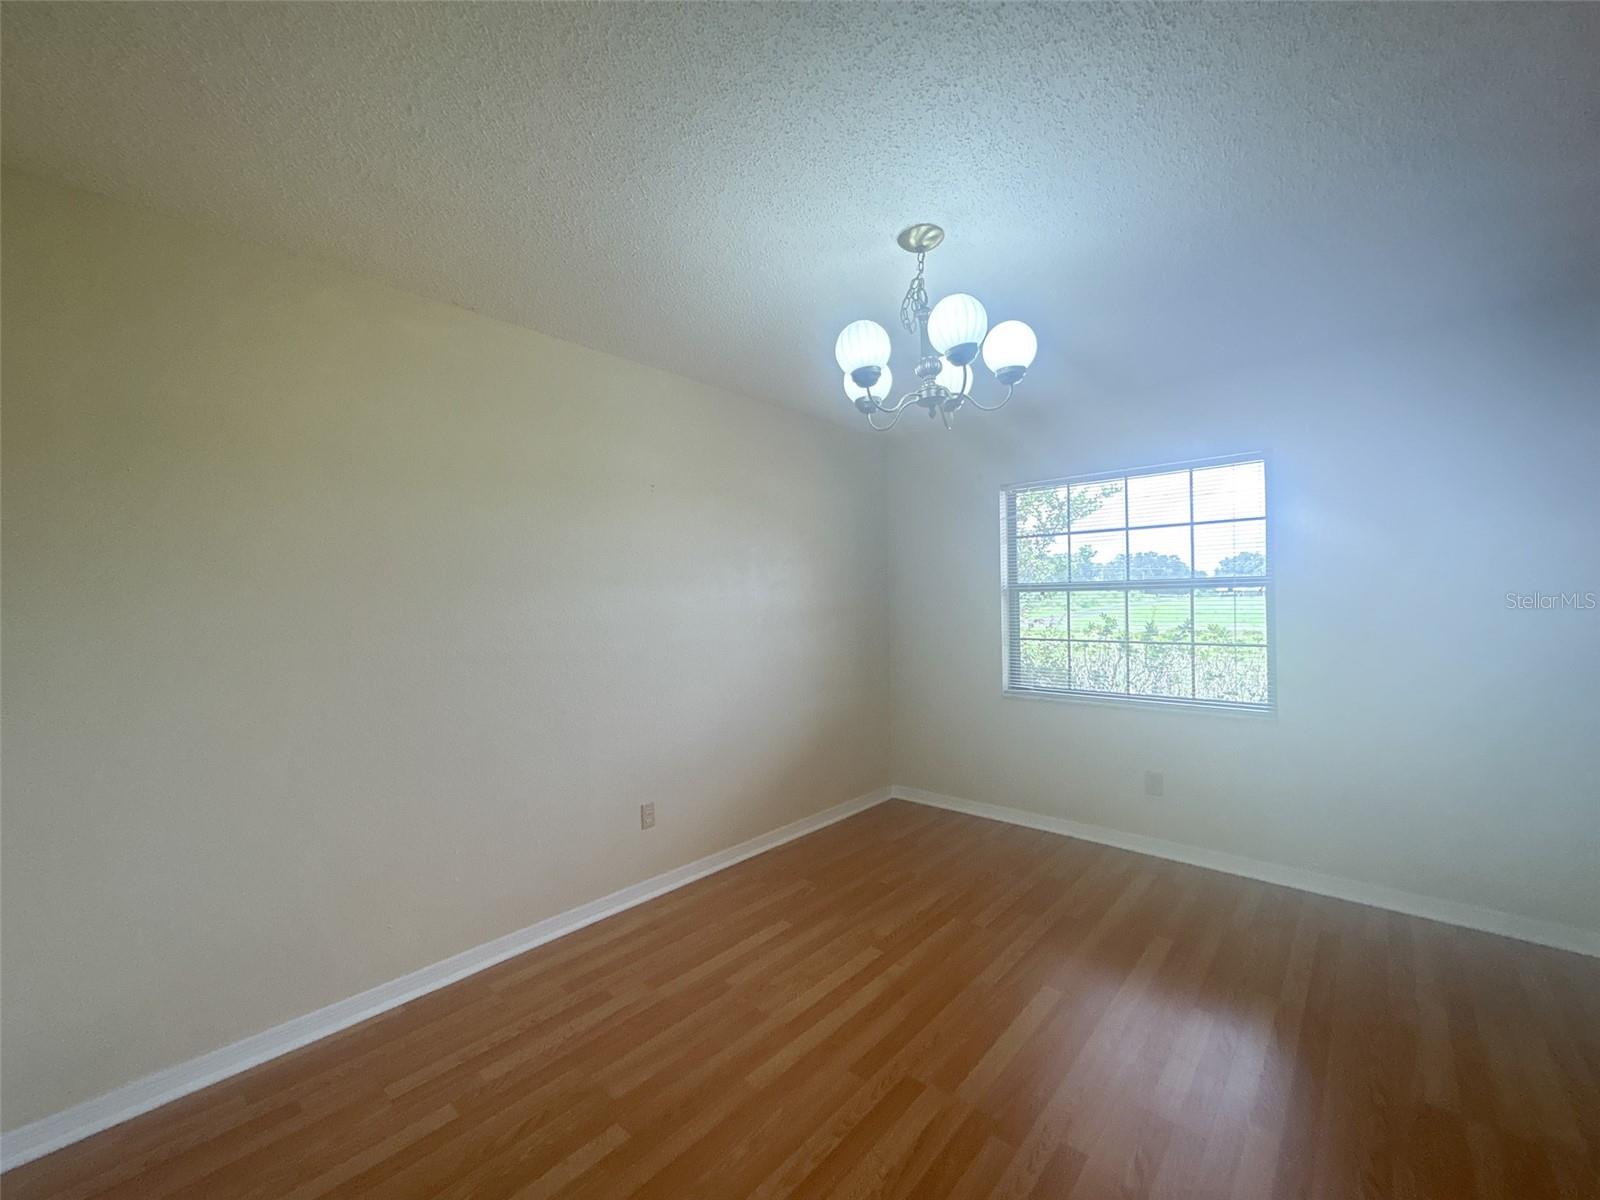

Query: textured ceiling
[4,2,1598,425]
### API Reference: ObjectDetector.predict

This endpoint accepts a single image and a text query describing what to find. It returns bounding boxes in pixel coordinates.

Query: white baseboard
[0,787,892,1172]
[892,785,1600,959]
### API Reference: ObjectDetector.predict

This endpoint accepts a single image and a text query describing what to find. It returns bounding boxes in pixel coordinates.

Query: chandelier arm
[961,383,1016,412]
[866,404,910,431]
[852,387,917,424]
[875,388,920,415]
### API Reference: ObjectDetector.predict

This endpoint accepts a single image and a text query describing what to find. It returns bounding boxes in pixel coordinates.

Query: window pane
[1069,530,1126,581]
[1070,590,1125,639]
[1071,642,1125,693]
[1016,534,1071,583]
[1194,519,1266,577]
[1068,479,1126,531]
[1019,640,1071,689]
[1193,461,1265,521]
[1015,486,1073,535]
[1127,469,1190,526]
[1128,525,1191,579]
[1130,644,1194,698]
[1194,586,1267,645]
[1128,589,1192,642]
[1196,646,1269,704]
[1018,591,1070,638]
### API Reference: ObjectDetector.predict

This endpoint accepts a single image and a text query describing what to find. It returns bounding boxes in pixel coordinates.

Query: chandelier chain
[899,252,929,335]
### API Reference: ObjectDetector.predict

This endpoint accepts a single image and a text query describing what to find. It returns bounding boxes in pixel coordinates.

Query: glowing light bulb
[843,366,893,404]
[935,358,968,396]
[983,320,1037,383]
[834,320,891,378]
[927,294,988,364]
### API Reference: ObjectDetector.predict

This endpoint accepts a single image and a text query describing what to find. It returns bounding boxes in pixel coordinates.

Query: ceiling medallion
[835,223,1037,430]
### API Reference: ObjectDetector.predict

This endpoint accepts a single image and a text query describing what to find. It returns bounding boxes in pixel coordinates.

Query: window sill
[1001,687,1276,718]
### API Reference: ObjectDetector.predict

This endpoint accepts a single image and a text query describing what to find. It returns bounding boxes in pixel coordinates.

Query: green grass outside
[1017,586,1268,644]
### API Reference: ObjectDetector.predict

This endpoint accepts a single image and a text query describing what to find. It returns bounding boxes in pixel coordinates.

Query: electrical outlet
[1143,771,1166,799]
[640,802,656,830]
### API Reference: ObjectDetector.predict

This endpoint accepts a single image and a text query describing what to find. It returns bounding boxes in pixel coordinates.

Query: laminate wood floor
[5,800,1597,1199]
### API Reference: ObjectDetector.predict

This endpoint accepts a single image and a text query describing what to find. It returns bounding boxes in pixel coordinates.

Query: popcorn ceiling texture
[2,2,1598,423]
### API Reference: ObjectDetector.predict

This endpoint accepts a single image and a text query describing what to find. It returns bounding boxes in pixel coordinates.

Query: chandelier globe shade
[934,358,967,396]
[982,320,1038,384]
[834,319,892,385]
[843,366,893,404]
[927,293,988,364]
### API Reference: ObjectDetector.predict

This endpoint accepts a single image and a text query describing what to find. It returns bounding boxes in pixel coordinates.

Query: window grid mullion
[1006,491,1021,691]
[1189,471,1197,698]
[1122,583,1130,695]
[1013,514,1265,541]
[1007,575,1270,593]
[1020,636,1266,649]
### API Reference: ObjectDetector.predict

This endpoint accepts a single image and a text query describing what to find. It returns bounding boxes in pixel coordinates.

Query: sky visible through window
[1003,459,1271,708]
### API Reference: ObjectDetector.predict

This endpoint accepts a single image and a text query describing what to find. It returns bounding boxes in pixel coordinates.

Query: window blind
[1001,456,1273,710]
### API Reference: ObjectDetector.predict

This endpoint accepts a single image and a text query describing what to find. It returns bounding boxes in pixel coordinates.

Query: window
[1001,456,1272,711]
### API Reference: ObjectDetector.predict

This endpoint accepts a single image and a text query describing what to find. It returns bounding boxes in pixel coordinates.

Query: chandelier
[835,223,1037,430]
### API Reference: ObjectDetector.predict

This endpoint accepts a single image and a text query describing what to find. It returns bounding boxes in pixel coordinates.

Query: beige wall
[0,174,889,1130]
[888,298,1600,937]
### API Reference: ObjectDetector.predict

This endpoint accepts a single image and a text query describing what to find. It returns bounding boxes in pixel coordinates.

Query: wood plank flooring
[5,799,1597,1199]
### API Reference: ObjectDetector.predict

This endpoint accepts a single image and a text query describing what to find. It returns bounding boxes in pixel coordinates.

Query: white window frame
[1000,453,1275,714]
